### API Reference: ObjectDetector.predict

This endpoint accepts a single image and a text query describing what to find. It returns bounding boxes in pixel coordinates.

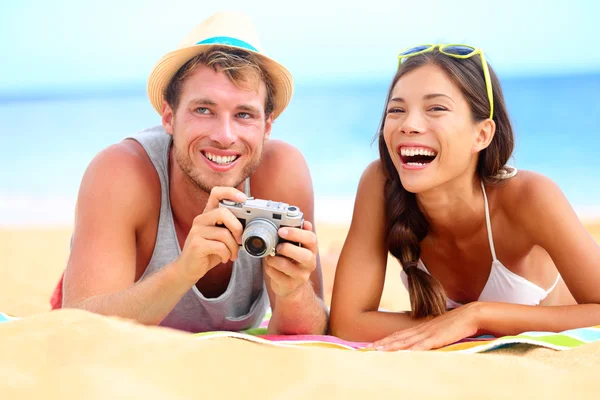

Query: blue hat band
[196,36,258,52]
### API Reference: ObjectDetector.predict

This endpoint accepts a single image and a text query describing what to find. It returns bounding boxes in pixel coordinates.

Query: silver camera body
[219,197,304,258]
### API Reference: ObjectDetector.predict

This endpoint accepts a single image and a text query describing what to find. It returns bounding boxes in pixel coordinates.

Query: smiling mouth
[201,151,240,166]
[399,147,438,167]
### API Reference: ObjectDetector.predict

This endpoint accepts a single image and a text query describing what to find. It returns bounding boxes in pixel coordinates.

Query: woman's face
[383,63,489,194]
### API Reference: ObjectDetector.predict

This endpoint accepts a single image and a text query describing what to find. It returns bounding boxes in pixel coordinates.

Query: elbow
[329,310,359,340]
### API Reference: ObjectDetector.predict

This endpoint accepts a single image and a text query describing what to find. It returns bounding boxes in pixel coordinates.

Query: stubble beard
[172,135,263,195]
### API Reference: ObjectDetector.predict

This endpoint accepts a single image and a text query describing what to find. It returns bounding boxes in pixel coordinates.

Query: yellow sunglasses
[397,44,494,120]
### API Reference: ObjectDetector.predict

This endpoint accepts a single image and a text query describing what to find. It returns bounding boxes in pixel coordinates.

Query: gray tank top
[126,126,268,333]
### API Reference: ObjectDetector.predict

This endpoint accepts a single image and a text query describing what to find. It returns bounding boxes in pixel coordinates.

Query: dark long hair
[378,48,515,318]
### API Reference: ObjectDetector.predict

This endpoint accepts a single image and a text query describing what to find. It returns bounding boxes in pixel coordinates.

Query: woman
[329,44,600,351]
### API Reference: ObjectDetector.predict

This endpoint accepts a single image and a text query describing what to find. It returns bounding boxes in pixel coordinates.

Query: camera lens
[246,237,267,256]
[242,218,278,258]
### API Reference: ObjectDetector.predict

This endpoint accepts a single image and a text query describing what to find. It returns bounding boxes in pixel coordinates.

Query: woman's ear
[472,119,496,154]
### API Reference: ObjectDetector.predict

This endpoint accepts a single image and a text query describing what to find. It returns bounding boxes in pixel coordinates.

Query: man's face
[162,65,272,193]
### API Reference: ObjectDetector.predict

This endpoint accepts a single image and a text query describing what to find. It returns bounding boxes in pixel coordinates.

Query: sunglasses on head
[397,44,494,120]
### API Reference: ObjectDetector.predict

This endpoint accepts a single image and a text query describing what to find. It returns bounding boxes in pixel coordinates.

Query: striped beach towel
[2,311,599,353]
[194,311,600,354]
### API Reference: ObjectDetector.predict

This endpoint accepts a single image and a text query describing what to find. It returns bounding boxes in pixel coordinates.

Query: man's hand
[263,220,318,298]
[174,187,246,283]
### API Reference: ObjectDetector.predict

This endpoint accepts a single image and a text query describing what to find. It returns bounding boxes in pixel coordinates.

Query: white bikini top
[400,168,560,309]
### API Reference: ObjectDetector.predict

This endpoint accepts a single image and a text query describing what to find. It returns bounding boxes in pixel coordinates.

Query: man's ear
[472,118,496,153]
[264,113,273,142]
[162,101,175,135]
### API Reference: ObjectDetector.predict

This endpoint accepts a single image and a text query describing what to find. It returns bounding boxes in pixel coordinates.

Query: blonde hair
[164,46,275,117]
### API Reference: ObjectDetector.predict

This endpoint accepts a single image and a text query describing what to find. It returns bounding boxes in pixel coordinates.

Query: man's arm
[62,141,196,324]
[64,141,252,326]
[251,140,328,335]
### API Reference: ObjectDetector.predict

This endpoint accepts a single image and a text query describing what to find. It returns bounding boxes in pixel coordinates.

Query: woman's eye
[387,108,405,114]
[429,106,448,112]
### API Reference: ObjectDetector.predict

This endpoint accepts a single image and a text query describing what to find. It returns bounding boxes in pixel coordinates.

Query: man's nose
[209,116,237,147]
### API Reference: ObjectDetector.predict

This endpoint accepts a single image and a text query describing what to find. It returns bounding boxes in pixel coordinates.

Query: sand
[1,221,600,398]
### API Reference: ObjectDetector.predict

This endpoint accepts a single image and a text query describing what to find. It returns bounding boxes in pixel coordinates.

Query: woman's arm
[372,172,600,350]
[329,161,424,342]
[479,171,600,333]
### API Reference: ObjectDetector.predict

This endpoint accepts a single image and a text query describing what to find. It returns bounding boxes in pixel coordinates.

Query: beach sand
[1,221,600,398]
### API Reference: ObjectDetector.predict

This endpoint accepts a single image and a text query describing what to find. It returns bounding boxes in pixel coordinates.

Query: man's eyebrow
[189,98,217,106]
[237,104,261,114]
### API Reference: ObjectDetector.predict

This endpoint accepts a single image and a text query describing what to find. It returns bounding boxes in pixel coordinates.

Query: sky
[1,0,599,95]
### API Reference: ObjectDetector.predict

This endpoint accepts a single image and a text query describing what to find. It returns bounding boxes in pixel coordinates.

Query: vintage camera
[219,197,304,258]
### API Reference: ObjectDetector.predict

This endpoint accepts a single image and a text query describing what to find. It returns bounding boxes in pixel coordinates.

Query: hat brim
[147,44,293,120]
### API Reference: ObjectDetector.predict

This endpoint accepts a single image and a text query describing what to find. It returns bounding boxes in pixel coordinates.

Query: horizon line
[1,69,599,104]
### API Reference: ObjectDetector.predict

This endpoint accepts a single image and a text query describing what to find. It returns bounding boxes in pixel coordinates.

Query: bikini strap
[481,180,498,262]
[546,273,561,294]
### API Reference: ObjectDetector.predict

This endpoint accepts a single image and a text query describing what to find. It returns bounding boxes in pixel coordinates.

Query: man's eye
[196,107,210,114]
[237,112,252,119]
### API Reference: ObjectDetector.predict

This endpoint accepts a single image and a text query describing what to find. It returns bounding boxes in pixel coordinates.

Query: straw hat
[146,11,293,120]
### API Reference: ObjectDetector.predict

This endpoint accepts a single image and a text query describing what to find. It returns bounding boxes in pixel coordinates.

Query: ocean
[1,72,599,225]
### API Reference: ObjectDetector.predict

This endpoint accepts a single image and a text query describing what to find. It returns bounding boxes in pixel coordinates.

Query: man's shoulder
[261,139,306,165]
[250,140,312,200]
[81,135,161,208]
[92,140,155,180]
[253,139,308,179]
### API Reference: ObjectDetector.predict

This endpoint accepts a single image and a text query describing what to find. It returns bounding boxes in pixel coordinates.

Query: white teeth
[407,162,426,166]
[400,147,437,157]
[204,152,238,165]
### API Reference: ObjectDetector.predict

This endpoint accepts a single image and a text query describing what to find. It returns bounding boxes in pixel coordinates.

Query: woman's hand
[368,302,483,351]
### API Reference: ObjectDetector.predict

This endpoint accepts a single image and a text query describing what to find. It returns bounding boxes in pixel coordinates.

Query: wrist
[170,259,203,288]
[469,301,489,334]
[276,281,313,305]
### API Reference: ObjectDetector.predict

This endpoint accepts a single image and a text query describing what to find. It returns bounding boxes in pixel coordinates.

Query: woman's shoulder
[362,159,386,179]
[493,168,568,223]
[356,159,387,194]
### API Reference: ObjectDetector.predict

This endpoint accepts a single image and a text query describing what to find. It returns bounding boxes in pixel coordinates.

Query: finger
[303,220,313,232]
[264,255,294,278]
[203,186,247,212]
[278,226,318,253]
[409,338,436,351]
[370,327,419,348]
[380,332,428,351]
[195,239,232,265]
[264,262,295,286]
[265,254,312,281]
[196,226,240,261]
[372,328,424,350]
[276,242,315,268]
[195,208,244,243]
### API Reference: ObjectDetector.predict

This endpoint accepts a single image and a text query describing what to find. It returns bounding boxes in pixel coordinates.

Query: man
[51,11,328,335]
